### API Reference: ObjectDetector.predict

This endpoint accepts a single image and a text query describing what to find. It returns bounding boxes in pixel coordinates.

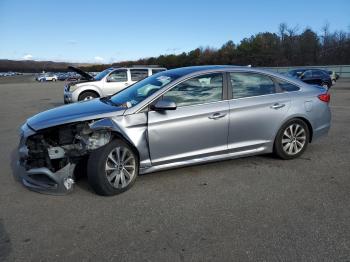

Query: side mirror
[151,99,177,111]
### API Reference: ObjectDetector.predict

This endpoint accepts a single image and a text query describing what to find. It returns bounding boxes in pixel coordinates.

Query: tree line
[1,23,349,72]
[83,23,350,71]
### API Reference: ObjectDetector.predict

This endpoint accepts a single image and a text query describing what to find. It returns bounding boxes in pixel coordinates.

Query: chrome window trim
[125,68,304,115]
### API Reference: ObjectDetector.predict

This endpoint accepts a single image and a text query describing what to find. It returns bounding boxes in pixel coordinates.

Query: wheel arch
[110,132,140,159]
[89,118,141,160]
[277,116,314,143]
[295,117,313,142]
[74,84,103,100]
[78,89,100,100]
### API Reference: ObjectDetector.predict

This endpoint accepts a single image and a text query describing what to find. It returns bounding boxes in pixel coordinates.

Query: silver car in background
[18,66,331,195]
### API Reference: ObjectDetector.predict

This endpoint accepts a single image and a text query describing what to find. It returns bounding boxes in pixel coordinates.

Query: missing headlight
[25,122,112,172]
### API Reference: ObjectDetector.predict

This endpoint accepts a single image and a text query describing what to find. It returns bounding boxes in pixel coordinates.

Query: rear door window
[230,73,276,99]
[130,69,149,81]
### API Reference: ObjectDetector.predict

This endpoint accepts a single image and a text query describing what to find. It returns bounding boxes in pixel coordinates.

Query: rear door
[228,72,291,151]
[130,69,149,85]
[148,73,229,165]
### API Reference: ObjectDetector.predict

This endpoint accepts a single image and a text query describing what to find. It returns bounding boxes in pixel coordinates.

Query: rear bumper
[313,123,331,141]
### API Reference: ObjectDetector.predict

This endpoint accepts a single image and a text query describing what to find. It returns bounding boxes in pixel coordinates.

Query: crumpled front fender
[90,114,151,170]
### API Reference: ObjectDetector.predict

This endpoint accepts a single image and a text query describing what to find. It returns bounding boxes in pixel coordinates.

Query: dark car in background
[57,73,69,81]
[287,69,332,89]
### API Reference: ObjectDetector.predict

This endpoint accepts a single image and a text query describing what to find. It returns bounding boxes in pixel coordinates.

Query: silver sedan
[18,66,331,195]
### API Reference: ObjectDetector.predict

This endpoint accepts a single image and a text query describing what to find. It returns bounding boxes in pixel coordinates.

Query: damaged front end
[18,121,111,194]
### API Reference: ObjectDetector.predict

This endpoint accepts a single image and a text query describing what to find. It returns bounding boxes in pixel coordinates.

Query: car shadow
[10,145,282,196]
[0,219,12,261]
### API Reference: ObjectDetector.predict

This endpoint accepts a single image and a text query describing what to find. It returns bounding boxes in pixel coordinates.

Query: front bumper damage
[17,121,111,195]
[17,162,75,195]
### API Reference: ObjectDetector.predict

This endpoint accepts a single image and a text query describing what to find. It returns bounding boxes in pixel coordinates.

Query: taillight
[318,93,330,103]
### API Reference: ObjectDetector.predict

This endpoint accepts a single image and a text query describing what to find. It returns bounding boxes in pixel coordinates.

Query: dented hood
[27,99,126,131]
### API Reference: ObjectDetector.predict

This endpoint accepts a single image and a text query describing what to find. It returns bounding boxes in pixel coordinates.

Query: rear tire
[274,119,310,160]
[87,139,139,196]
[78,91,99,101]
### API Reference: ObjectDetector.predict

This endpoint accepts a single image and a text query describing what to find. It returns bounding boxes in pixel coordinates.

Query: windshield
[94,68,114,81]
[109,72,180,108]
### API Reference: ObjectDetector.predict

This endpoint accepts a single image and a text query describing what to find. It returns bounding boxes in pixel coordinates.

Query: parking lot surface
[0,76,349,261]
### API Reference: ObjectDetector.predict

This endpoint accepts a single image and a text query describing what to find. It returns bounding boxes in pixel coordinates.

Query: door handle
[208,113,226,120]
[270,103,285,109]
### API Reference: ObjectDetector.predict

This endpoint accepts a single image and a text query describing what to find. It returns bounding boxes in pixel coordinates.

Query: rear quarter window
[277,80,300,92]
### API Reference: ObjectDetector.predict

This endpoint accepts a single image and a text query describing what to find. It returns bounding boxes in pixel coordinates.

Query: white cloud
[94,56,104,63]
[22,54,33,60]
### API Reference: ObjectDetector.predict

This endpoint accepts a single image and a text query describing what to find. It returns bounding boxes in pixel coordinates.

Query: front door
[147,73,229,165]
[103,69,129,96]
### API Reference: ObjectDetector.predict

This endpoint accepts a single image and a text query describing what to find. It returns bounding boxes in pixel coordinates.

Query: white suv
[36,73,58,82]
[64,66,166,103]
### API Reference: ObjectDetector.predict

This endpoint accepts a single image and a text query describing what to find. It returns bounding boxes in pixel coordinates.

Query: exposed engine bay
[19,121,112,194]
[25,122,110,172]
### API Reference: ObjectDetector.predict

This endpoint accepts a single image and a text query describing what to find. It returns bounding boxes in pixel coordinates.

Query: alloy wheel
[105,146,136,189]
[282,124,307,155]
[83,96,94,100]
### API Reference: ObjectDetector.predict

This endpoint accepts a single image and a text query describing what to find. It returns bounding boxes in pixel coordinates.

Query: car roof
[153,65,240,76]
[289,68,328,72]
[108,66,167,70]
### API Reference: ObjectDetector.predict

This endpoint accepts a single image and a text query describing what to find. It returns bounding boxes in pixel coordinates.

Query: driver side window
[163,73,223,107]
[107,70,128,82]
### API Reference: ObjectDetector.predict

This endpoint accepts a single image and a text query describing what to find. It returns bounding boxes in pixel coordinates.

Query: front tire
[274,119,310,160]
[78,91,99,101]
[87,139,139,196]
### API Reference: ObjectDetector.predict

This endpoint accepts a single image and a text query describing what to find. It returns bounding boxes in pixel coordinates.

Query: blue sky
[0,0,349,63]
